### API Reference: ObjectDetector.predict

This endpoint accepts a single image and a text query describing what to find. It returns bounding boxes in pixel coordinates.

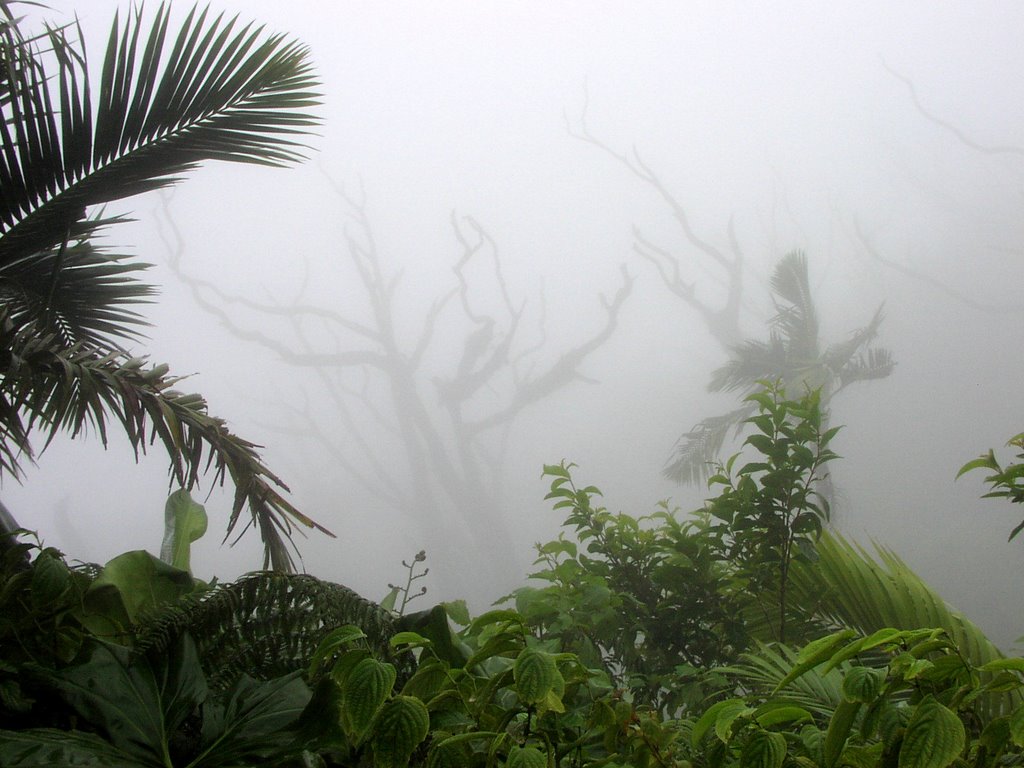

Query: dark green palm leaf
[0,309,331,569]
[0,3,320,345]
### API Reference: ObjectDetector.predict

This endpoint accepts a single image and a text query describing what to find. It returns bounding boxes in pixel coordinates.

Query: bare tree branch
[883,60,1024,157]
[567,86,744,348]
[853,219,1024,315]
[157,168,632,591]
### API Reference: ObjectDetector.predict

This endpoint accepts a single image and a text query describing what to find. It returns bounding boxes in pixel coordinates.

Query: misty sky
[8,1,1024,645]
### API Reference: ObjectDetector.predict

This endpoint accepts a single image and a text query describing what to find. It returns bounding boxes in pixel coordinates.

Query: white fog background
[7,1,1024,645]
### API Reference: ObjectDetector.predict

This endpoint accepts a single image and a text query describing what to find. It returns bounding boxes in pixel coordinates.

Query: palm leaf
[0,3,320,345]
[663,405,752,485]
[790,531,1016,718]
[722,641,844,719]
[768,250,819,361]
[0,309,332,569]
[709,336,787,394]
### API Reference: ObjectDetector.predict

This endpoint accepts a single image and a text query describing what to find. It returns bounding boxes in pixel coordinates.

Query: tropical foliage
[666,250,894,485]
[959,432,1024,540]
[0,5,1017,768]
[0,0,328,568]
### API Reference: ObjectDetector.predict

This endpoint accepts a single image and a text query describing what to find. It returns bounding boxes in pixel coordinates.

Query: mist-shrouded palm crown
[0,1,331,569]
[665,251,894,485]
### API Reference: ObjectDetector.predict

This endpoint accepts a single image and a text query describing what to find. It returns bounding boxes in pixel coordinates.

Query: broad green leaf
[443,600,471,627]
[841,666,886,703]
[1009,703,1024,746]
[716,702,756,743]
[514,647,558,705]
[195,671,312,766]
[30,635,207,763]
[87,550,195,625]
[389,631,432,650]
[29,551,71,609]
[898,697,965,768]
[380,586,400,613]
[755,704,813,728]
[308,625,368,678]
[0,728,140,766]
[693,699,746,746]
[342,658,396,744]
[160,489,208,573]
[506,745,547,768]
[979,658,1024,674]
[468,610,526,635]
[824,699,861,768]
[740,729,786,768]
[370,695,430,768]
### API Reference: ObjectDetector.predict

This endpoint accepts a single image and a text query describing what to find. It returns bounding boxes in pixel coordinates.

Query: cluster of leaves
[692,627,1024,768]
[510,382,838,714]
[0,634,312,767]
[298,606,690,768]
[959,432,1024,540]
[0,529,206,727]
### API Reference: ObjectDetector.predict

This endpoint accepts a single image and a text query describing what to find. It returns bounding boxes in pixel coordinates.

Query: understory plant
[692,626,1024,768]
[510,382,839,714]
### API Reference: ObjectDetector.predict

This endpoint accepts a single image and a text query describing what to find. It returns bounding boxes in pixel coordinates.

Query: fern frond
[134,572,404,690]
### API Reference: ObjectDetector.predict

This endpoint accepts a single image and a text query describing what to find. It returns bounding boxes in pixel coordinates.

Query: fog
[8,1,1024,647]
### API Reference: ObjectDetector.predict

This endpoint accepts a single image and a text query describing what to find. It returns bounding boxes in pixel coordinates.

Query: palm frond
[768,251,819,360]
[790,531,1016,718]
[663,405,753,485]
[709,336,787,393]
[0,309,333,570]
[0,234,153,347]
[0,3,320,345]
[134,572,405,690]
[722,641,844,719]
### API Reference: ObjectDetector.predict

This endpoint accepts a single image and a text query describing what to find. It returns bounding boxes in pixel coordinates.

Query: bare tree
[156,172,632,593]
[567,91,893,488]
[566,90,747,350]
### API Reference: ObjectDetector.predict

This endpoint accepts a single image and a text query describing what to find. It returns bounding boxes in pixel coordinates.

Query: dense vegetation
[3,383,1023,767]
[2,3,1022,768]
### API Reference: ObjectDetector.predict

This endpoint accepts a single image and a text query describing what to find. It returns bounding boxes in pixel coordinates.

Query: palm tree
[665,251,894,485]
[0,2,330,569]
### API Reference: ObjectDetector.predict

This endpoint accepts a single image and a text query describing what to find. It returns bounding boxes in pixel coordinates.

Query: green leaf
[342,658,397,745]
[897,697,965,768]
[370,695,430,768]
[514,647,558,705]
[308,625,368,678]
[0,727,140,766]
[755,704,813,728]
[824,699,861,768]
[87,550,195,625]
[160,489,208,573]
[506,745,548,768]
[1007,702,1024,747]
[841,666,886,703]
[389,632,432,651]
[740,729,786,768]
[380,586,400,613]
[29,551,71,609]
[979,658,1024,674]
[29,635,207,763]
[195,671,311,766]
[774,629,857,692]
[693,699,746,746]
